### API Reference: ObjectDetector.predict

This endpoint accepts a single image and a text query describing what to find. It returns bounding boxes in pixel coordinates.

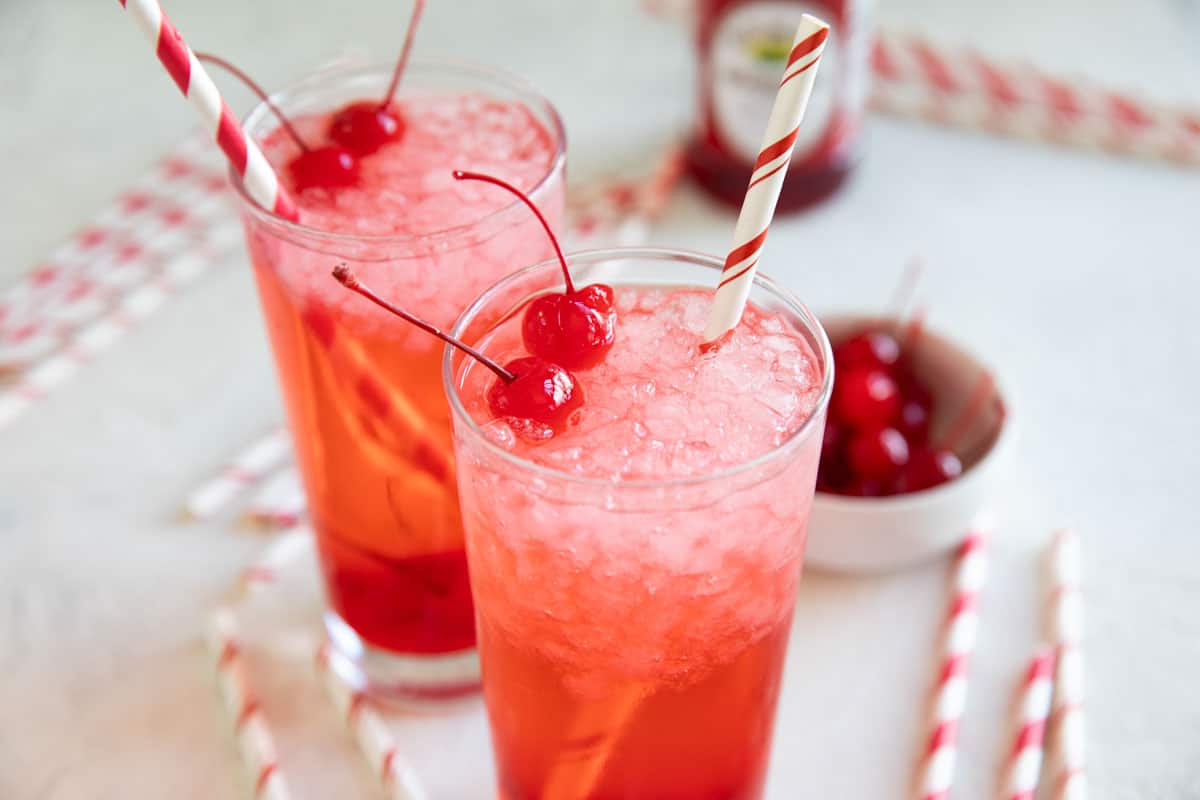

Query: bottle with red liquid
[687,0,872,211]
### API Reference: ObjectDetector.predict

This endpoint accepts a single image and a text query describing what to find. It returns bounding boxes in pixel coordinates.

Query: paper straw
[0,140,226,372]
[0,224,241,434]
[234,525,312,599]
[566,145,686,247]
[205,607,292,800]
[185,428,292,519]
[887,257,924,323]
[246,468,307,530]
[541,691,644,800]
[702,16,829,344]
[1003,646,1056,800]
[315,643,428,800]
[116,0,298,220]
[916,528,989,800]
[1049,529,1086,800]
[870,32,1200,169]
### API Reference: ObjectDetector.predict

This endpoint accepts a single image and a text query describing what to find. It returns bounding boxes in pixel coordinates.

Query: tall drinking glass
[444,249,832,798]
[232,59,565,698]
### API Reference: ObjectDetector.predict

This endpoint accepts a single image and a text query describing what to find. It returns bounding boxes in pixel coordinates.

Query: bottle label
[709,1,840,163]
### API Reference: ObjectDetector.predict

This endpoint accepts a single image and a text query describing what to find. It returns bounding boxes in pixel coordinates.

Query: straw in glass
[702,15,830,344]
[116,0,298,221]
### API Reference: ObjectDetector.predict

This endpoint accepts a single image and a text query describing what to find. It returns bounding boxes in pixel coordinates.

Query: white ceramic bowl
[806,314,1013,573]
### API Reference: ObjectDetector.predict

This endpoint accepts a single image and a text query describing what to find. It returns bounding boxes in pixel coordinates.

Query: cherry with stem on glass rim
[195,53,359,193]
[453,170,617,370]
[330,265,583,431]
[328,0,426,155]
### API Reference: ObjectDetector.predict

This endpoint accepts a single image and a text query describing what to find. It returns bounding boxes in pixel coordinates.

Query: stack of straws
[0,140,241,431]
[116,1,1087,798]
[916,529,1086,800]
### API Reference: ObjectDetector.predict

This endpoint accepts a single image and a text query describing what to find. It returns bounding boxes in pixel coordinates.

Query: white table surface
[3,1,1199,798]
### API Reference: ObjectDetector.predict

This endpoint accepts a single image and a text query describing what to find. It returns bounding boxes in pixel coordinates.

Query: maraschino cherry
[331,265,583,431]
[196,53,359,192]
[846,426,910,482]
[834,330,901,372]
[818,313,996,496]
[893,447,962,493]
[288,147,360,192]
[893,371,993,493]
[327,0,425,155]
[452,170,617,370]
[832,367,901,430]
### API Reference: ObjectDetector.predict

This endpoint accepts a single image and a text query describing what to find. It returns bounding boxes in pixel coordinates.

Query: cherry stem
[453,170,574,293]
[331,265,515,383]
[939,371,995,452]
[196,52,310,153]
[380,0,426,109]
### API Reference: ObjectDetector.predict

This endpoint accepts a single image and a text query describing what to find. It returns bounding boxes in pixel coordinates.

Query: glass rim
[441,246,834,490]
[229,57,568,246]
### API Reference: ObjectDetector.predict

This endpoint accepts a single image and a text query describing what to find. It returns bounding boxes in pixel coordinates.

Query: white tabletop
[3,1,1199,798]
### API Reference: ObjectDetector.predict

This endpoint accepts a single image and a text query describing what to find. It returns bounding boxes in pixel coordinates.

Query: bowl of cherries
[807,314,1011,573]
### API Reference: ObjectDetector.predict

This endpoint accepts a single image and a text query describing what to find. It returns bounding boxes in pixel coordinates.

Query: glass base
[323,611,481,705]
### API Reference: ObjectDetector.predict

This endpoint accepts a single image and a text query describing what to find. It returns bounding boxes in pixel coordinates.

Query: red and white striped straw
[0,138,229,374]
[246,467,307,530]
[1003,646,1056,800]
[315,644,428,800]
[0,227,240,433]
[870,33,1200,169]
[566,145,686,247]
[702,15,829,344]
[233,525,312,598]
[185,428,292,519]
[205,607,292,800]
[116,0,298,221]
[916,528,989,800]
[1049,529,1086,800]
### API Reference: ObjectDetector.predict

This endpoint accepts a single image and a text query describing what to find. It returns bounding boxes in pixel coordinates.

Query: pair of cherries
[335,171,616,434]
[197,53,406,193]
[201,1,425,193]
[819,327,963,497]
[284,6,421,194]
[286,100,401,191]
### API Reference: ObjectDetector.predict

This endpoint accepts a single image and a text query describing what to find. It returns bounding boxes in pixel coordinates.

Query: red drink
[445,250,832,797]
[234,61,564,695]
[688,0,872,211]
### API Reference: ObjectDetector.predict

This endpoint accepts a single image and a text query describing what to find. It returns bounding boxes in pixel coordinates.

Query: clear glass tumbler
[232,59,565,699]
[443,248,832,798]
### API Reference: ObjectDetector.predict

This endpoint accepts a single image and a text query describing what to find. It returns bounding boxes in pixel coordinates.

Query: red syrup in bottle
[686,0,872,212]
